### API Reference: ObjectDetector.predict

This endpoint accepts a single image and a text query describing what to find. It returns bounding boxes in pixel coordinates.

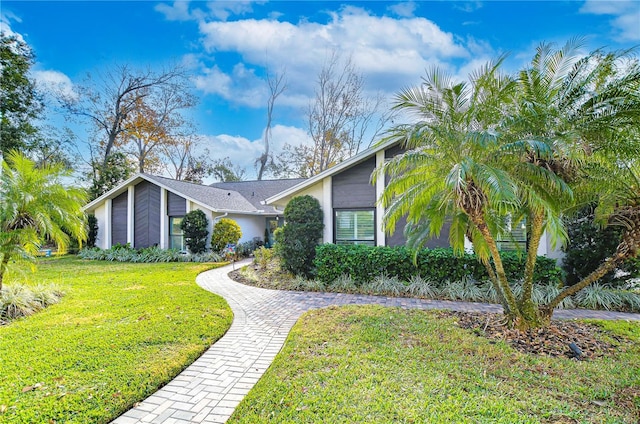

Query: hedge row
[314,244,562,285]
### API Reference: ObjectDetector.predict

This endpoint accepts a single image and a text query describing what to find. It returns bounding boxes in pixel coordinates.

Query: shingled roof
[210,179,306,213]
[84,173,307,215]
[142,174,259,213]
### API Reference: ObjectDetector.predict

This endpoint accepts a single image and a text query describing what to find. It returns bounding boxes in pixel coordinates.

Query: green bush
[211,218,242,253]
[314,244,562,285]
[563,206,640,287]
[87,214,99,248]
[1,283,62,322]
[280,195,324,277]
[180,210,209,254]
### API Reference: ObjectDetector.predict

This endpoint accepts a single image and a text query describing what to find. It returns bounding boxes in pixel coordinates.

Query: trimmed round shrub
[180,210,209,254]
[211,218,242,253]
[280,195,324,277]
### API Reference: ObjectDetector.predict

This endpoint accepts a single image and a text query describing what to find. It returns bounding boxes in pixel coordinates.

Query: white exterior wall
[226,214,266,244]
[94,203,107,249]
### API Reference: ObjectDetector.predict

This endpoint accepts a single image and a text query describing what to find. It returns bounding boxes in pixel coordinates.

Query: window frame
[333,208,376,246]
[169,216,186,251]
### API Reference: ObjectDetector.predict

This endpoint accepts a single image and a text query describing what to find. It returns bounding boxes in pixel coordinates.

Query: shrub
[314,244,562,285]
[211,218,242,253]
[78,246,222,263]
[236,238,264,258]
[1,283,62,322]
[280,195,324,277]
[180,210,209,254]
[563,206,640,287]
[87,214,99,248]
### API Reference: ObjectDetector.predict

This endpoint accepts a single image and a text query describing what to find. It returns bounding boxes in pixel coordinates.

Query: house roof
[265,138,399,205]
[210,179,306,213]
[83,173,285,215]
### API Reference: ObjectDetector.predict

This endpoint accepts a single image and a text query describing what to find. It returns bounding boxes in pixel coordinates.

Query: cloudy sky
[2,0,639,180]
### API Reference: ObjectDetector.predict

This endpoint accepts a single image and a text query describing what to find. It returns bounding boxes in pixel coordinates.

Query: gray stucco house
[83,173,303,250]
[84,140,561,259]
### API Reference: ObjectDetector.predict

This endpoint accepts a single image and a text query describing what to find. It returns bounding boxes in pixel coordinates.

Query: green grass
[229,306,640,423]
[0,256,233,423]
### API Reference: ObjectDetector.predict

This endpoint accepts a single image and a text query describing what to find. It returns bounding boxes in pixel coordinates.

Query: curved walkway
[113,260,640,424]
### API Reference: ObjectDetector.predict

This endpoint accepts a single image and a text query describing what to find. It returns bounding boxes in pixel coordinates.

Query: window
[169,216,185,251]
[496,216,527,251]
[335,209,375,246]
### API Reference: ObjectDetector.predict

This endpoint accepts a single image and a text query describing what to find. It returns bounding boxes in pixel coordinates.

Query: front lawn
[229,306,640,423]
[0,257,233,423]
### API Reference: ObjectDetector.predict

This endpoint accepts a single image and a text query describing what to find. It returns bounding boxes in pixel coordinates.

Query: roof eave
[265,138,398,204]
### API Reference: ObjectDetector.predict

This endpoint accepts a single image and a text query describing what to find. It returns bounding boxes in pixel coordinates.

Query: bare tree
[61,64,187,167]
[161,134,217,184]
[256,68,287,180]
[272,52,391,178]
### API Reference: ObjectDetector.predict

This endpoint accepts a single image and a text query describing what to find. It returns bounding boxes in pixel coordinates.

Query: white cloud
[156,0,263,22]
[387,2,418,18]
[0,11,25,43]
[580,0,640,41]
[195,7,470,106]
[201,124,311,179]
[453,2,483,13]
[33,70,77,101]
[193,63,263,107]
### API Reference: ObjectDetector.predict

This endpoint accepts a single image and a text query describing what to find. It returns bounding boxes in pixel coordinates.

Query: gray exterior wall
[111,192,128,246]
[134,181,161,248]
[383,144,449,248]
[167,191,187,216]
[332,157,376,208]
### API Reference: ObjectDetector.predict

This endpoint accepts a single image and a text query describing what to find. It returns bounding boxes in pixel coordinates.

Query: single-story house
[265,139,563,260]
[83,173,303,250]
[84,140,562,261]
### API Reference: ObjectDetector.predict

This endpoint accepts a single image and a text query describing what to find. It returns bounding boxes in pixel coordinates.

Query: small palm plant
[0,151,87,290]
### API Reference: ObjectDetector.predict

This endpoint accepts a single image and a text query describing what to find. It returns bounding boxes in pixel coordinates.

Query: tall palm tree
[503,41,640,324]
[375,57,527,322]
[378,43,640,329]
[0,151,87,290]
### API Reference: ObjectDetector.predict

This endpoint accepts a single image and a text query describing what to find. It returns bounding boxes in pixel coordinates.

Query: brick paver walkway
[113,260,640,424]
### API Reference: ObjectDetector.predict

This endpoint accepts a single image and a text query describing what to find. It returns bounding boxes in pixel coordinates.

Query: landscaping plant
[180,209,209,254]
[279,195,323,277]
[211,218,242,253]
[0,151,87,291]
[376,40,640,328]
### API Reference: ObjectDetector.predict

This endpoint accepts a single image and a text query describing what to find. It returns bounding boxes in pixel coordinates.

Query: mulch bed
[442,311,628,359]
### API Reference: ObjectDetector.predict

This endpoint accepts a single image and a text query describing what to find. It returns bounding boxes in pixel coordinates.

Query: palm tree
[378,42,640,329]
[375,57,528,323]
[0,151,87,290]
[503,41,640,324]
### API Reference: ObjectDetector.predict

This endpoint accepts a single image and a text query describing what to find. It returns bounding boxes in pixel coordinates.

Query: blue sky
[2,1,639,180]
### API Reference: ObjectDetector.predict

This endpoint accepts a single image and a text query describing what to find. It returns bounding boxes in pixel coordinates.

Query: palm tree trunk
[541,222,640,322]
[470,214,521,321]
[520,211,545,324]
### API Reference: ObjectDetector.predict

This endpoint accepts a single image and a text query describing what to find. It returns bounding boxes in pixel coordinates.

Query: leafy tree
[0,151,87,290]
[180,210,209,254]
[61,64,188,168]
[211,157,245,182]
[280,195,324,277]
[88,152,135,200]
[0,32,43,155]
[120,84,197,173]
[211,218,242,253]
